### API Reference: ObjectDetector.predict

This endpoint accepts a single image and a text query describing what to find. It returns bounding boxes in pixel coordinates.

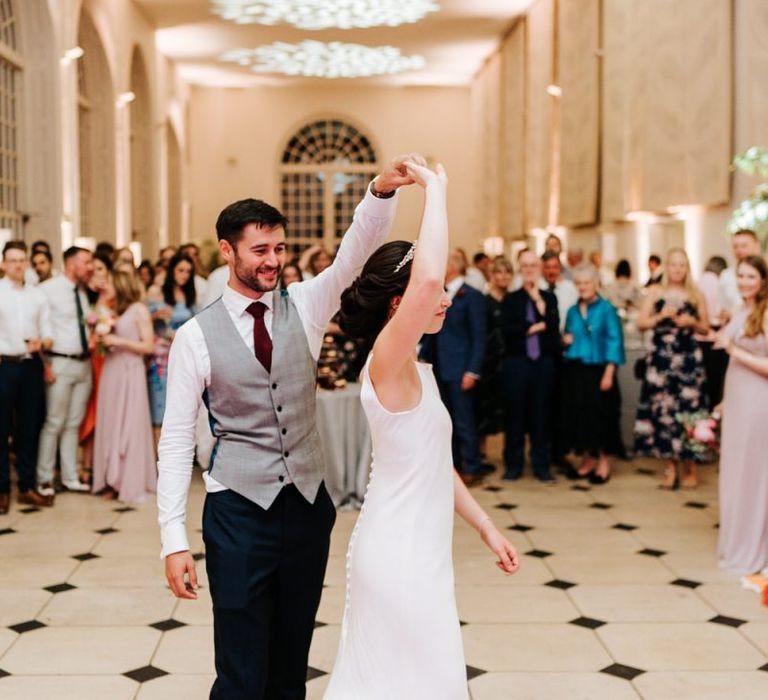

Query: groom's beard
[233,253,283,293]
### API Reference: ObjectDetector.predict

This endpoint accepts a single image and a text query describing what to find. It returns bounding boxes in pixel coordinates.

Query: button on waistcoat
[196,292,325,508]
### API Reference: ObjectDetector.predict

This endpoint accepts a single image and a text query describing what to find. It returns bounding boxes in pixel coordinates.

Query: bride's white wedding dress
[324,358,468,699]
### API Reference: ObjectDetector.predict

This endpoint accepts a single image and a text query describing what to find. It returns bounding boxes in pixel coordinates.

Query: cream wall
[186,85,475,251]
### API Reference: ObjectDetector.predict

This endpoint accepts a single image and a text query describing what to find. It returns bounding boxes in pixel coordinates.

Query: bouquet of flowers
[85,305,116,356]
[675,410,721,458]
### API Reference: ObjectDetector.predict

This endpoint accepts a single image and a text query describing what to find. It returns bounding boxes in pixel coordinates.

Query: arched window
[280,119,377,255]
[0,0,21,235]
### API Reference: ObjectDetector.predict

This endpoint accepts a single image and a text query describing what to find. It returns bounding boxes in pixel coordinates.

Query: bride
[323,161,519,699]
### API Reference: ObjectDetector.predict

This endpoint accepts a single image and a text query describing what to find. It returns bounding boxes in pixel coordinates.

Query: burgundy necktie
[246,301,272,373]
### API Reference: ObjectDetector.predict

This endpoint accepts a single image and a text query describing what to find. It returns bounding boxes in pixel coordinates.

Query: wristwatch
[369,178,395,199]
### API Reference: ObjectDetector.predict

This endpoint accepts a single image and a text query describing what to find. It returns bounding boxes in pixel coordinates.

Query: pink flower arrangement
[86,305,116,356]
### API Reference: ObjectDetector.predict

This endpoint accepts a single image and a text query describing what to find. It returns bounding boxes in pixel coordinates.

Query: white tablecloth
[317,384,371,507]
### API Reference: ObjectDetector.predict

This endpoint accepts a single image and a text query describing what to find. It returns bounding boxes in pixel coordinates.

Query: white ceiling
[133,0,532,87]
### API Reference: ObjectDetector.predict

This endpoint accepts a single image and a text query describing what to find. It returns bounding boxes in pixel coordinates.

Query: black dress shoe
[0,493,9,515]
[479,462,496,475]
[536,474,558,485]
[588,472,610,485]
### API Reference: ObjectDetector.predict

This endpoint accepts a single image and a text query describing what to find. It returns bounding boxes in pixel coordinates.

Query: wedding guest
[419,249,487,486]
[561,265,625,484]
[589,250,615,287]
[92,269,156,501]
[540,251,577,330]
[716,255,768,575]
[280,262,304,288]
[634,248,709,489]
[465,252,489,292]
[113,247,135,271]
[566,247,584,271]
[720,229,761,317]
[605,259,641,311]
[0,242,53,513]
[179,242,208,300]
[301,246,333,281]
[30,249,55,284]
[645,254,663,287]
[95,241,115,260]
[545,234,571,279]
[137,259,155,290]
[698,256,729,406]
[36,246,95,499]
[146,253,197,444]
[500,249,560,483]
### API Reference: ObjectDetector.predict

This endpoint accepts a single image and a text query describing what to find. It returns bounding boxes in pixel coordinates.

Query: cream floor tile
[0,530,100,557]
[568,585,716,622]
[0,557,79,589]
[697,584,768,622]
[0,627,17,656]
[740,622,768,655]
[10,510,118,533]
[634,671,768,699]
[68,556,167,588]
[308,623,341,673]
[136,674,215,700]
[634,526,719,553]
[510,506,615,529]
[306,674,330,699]
[597,622,767,671]
[0,675,138,700]
[39,587,176,627]
[462,623,612,672]
[322,556,347,587]
[527,527,642,555]
[469,671,640,700]
[454,554,552,586]
[152,625,216,675]
[662,552,738,584]
[173,588,214,626]
[547,553,673,585]
[316,585,346,624]
[457,585,580,623]
[603,506,713,528]
[1,626,160,674]
[0,589,52,626]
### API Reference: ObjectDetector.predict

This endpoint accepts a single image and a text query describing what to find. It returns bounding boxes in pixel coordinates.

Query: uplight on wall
[210,0,439,30]
[668,205,704,278]
[546,84,562,97]
[74,236,96,252]
[483,237,504,256]
[128,242,142,265]
[60,46,84,66]
[116,91,136,107]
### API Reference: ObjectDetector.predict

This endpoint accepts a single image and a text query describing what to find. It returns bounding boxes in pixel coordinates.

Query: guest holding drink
[715,255,768,575]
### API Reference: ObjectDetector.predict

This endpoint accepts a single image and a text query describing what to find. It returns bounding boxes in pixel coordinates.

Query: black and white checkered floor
[1,440,767,699]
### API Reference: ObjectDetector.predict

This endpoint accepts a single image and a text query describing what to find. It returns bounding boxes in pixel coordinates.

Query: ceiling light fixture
[221,41,426,78]
[210,0,439,30]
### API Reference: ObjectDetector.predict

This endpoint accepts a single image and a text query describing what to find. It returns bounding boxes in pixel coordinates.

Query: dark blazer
[501,287,561,358]
[420,282,487,383]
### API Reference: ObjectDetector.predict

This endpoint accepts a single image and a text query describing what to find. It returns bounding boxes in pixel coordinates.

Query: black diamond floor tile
[571,484,591,492]
[0,528,16,536]
[9,620,46,634]
[44,583,76,594]
[760,663,768,672]
[546,579,577,590]
[638,548,667,558]
[113,506,136,513]
[95,527,119,535]
[508,524,534,532]
[124,665,169,683]
[71,552,100,562]
[636,467,656,476]
[613,523,638,531]
[685,501,708,509]
[590,502,613,510]
[0,668,9,678]
[466,665,487,681]
[19,507,40,514]
[192,552,206,561]
[525,549,553,559]
[459,620,468,627]
[306,666,327,681]
[709,615,746,628]
[494,503,517,511]
[484,485,502,492]
[601,663,645,681]
[314,621,327,629]
[671,578,702,589]
[150,619,187,632]
[570,616,606,630]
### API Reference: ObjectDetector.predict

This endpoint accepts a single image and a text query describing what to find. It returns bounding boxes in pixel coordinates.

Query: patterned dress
[634,298,708,462]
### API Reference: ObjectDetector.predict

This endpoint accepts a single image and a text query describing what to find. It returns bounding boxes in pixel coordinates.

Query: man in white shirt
[158,154,420,698]
[720,229,761,319]
[0,242,54,513]
[465,252,490,292]
[30,249,56,284]
[36,247,95,499]
[540,251,578,331]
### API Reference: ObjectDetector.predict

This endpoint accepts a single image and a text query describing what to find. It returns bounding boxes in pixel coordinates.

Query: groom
[157,155,421,699]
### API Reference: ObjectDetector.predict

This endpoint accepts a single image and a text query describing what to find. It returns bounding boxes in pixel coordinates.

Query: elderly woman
[562,264,626,484]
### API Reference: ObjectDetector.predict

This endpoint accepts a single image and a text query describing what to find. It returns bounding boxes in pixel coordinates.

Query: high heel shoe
[589,472,611,485]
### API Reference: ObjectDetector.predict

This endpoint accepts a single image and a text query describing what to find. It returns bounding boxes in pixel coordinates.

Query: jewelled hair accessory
[393,241,416,273]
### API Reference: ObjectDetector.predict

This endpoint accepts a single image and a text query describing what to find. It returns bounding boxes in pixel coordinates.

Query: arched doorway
[129,46,154,260]
[77,8,116,242]
[279,118,378,256]
[166,121,182,247]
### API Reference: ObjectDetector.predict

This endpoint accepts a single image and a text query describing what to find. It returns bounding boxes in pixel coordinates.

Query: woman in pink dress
[92,269,157,502]
[716,255,768,575]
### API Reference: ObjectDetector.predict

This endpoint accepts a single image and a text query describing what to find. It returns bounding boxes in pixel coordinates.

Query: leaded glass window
[0,0,20,235]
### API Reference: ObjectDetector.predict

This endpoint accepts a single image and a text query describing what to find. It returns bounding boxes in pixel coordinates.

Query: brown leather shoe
[0,493,9,515]
[460,473,484,488]
[18,489,54,508]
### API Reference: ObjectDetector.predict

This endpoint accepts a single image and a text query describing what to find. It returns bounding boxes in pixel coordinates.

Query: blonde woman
[634,248,710,489]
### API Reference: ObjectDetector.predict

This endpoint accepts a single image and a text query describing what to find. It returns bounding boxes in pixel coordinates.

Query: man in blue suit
[420,249,487,486]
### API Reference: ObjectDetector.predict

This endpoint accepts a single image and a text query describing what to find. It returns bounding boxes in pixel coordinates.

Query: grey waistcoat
[196,291,325,509]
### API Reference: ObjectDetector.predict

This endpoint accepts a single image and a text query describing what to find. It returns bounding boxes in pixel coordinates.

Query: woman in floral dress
[634,248,710,489]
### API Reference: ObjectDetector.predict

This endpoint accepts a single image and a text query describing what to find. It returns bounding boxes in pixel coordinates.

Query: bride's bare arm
[370,162,448,384]
[453,472,519,575]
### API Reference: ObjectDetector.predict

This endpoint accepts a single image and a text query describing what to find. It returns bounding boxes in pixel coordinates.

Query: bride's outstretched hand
[404,161,447,189]
[481,524,520,576]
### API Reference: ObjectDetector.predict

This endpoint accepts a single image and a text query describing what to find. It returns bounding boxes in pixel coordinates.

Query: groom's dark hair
[338,240,414,340]
[215,199,289,247]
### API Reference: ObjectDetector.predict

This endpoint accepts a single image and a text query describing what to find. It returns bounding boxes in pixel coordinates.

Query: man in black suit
[500,250,560,483]
[420,250,487,486]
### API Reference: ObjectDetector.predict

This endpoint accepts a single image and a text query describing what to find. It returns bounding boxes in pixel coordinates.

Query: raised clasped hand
[375,153,428,192]
[403,160,447,189]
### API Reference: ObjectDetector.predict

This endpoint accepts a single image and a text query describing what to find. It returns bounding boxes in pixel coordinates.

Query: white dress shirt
[445,275,465,300]
[37,275,89,355]
[539,277,578,330]
[157,186,397,557]
[464,267,487,293]
[0,278,52,355]
[719,266,742,312]
[201,265,229,307]
[194,275,208,303]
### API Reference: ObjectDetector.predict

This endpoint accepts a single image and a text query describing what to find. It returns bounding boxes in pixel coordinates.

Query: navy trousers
[203,483,336,700]
[501,355,555,479]
[0,359,44,494]
[437,379,481,476]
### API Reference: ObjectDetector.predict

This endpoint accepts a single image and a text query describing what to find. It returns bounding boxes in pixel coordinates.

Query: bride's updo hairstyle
[338,240,414,340]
